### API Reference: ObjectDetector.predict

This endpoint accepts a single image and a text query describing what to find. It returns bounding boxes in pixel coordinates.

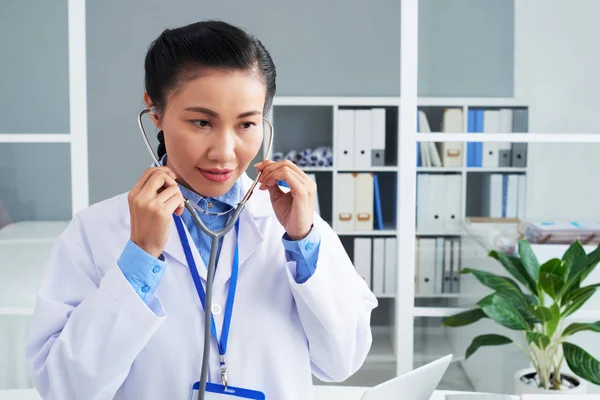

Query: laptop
[361,354,453,400]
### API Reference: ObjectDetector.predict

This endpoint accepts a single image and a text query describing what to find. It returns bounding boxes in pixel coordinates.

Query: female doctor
[26,20,377,400]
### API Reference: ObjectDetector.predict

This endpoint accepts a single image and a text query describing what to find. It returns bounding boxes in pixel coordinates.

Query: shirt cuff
[282,226,321,284]
[117,240,167,304]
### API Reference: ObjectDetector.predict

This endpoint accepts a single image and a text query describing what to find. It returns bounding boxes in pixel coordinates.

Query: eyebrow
[184,106,262,119]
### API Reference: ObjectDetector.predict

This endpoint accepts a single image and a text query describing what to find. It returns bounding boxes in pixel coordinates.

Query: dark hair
[144,20,277,158]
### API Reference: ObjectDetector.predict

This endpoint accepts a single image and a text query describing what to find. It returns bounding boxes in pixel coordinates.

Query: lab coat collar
[121,173,272,283]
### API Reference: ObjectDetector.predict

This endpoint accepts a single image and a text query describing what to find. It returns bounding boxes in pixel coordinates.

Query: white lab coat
[26,174,378,400]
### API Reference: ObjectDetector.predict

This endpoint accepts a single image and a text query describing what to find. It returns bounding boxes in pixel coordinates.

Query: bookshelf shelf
[337,167,398,172]
[336,230,398,237]
[0,133,71,143]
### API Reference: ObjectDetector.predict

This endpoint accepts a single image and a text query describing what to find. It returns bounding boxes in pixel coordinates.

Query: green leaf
[477,293,530,331]
[562,286,596,318]
[466,334,513,359]
[539,259,566,299]
[461,268,524,297]
[489,250,537,295]
[559,245,600,300]
[562,284,600,307]
[525,294,539,306]
[518,239,540,283]
[563,342,600,385]
[546,303,561,338]
[442,309,487,327]
[563,240,587,280]
[526,332,550,349]
[532,306,553,322]
[563,321,600,337]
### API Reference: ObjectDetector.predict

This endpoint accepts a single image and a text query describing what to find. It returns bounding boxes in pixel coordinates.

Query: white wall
[515,0,600,221]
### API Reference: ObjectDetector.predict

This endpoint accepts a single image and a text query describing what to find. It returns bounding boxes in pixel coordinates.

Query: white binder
[353,238,372,288]
[506,174,519,218]
[336,109,355,169]
[416,174,446,233]
[440,108,463,167]
[336,173,355,231]
[370,108,386,166]
[482,110,500,167]
[354,110,372,169]
[444,175,462,233]
[517,175,526,218]
[417,238,436,295]
[384,237,397,295]
[372,238,385,295]
[488,174,504,218]
[354,173,374,231]
[498,109,513,166]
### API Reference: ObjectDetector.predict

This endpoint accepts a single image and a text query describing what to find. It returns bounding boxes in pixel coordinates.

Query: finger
[155,183,182,204]
[164,191,186,215]
[264,167,307,197]
[260,161,307,187]
[140,170,179,199]
[131,167,177,195]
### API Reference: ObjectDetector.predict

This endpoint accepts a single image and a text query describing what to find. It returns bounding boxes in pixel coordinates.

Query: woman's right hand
[128,167,185,258]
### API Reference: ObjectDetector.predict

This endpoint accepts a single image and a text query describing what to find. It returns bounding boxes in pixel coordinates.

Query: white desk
[0,388,518,400]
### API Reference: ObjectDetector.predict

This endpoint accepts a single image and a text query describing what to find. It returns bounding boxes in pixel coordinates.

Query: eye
[192,119,211,128]
[239,121,257,130]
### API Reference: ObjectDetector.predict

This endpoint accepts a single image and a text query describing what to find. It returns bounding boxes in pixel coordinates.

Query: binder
[373,174,384,230]
[506,175,519,218]
[451,238,462,293]
[440,108,463,167]
[353,238,372,288]
[434,238,444,293]
[354,173,374,231]
[371,108,386,166]
[498,109,513,166]
[372,238,385,294]
[442,238,452,293]
[336,109,355,169]
[487,174,504,218]
[444,175,462,233]
[482,110,500,167]
[417,174,446,233]
[511,143,527,167]
[512,108,529,133]
[467,109,477,167]
[354,110,372,169]
[417,238,435,295]
[517,175,527,218]
[384,237,397,295]
[336,173,355,231]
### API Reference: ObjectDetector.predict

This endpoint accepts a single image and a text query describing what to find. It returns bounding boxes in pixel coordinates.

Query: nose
[206,127,236,164]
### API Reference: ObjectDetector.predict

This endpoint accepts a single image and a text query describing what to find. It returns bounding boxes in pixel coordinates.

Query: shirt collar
[159,153,242,208]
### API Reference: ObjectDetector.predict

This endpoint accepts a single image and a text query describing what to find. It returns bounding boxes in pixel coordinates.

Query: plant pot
[514,368,588,395]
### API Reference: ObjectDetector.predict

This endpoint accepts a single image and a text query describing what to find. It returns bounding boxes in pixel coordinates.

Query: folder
[372,238,385,294]
[336,109,355,169]
[486,174,504,218]
[384,237,397,295]
[511,143,527,167]
[444,175,462,233]
[353,238,372,288]
[442,238,452,293]
[373,174,384,230]
[434,238,444,293]
[354,173,374,231]
[440,108,463,167]
[354,110,372,169]
[371,108,386,166]
[336,173,355,231]
[517,175,526,218]
[417,238,436,295]
[482,110,500,167]
[467,109,477,167]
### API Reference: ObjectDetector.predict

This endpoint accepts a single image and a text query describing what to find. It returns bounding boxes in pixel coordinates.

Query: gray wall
[0,0,515,219]
[418,0,514,97]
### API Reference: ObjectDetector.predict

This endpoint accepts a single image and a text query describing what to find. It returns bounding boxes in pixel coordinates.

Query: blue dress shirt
[118,156,321,303]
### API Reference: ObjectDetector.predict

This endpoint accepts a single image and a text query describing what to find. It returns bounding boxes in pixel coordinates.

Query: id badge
[191,382,265,400]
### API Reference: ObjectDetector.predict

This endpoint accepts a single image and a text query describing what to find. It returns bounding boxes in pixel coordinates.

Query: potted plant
[443,238,600,394]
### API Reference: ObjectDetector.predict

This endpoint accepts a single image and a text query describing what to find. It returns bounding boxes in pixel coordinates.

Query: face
[145,68,266,198]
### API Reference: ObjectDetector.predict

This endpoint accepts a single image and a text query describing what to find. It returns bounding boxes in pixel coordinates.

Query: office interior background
[2,0,600,395]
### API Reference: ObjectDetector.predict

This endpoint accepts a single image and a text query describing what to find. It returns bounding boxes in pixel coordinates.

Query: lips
[197,167,233,183]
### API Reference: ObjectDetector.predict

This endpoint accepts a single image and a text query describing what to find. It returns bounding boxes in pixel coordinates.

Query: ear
[143,92,161,127]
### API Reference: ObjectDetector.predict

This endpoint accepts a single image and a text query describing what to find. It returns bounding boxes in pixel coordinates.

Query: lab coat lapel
[163,217,208,281]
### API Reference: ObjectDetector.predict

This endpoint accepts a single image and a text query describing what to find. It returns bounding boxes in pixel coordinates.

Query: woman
[26,20,377,400]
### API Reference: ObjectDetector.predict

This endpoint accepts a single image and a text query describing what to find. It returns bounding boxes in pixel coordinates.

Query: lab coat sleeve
[26,213,167,400]
[283,216,378,382]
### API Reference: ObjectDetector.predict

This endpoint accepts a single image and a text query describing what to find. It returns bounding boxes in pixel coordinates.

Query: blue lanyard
[173,215,239,360]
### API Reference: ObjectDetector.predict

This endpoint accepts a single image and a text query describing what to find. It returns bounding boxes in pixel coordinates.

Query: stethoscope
[137,108,274,400]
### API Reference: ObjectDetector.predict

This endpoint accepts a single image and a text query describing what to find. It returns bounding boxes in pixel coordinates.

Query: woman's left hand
[255,160,316,240]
